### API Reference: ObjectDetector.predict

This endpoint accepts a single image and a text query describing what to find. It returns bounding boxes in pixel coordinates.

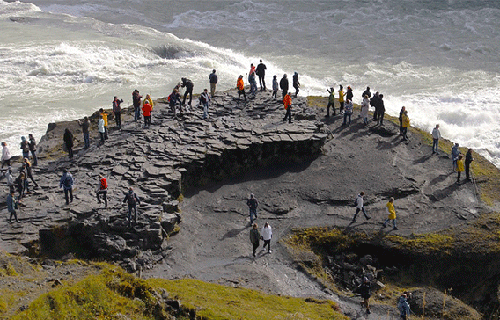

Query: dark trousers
[27,172,37,187]
[99,132,105,144]
[272,90,277,98]
[83,133,90,149]
[339,101,344,113]
[353,207,369,221]
[432,139,438,153]
[97,189,107,206]
[64,188,73,205]
[378,111,385,126]
[182,89,193,105]
[1,159,11,168]
[114,112,121,128]
[67,146,73,158]
[258,76,266,90]
[282,90,286,99]
[402,127,408,141]
[465,162,471,180]
[294,85,299,97]
[263,239,271,251]
[127,204,137,225]
[252,242,259,257]
[342,113,351,125]
[104,127,108,140]
[9,210,18,223]
[134,107,141,121]
[30,150,38,166]
[326,102,335,117]
[283,107,292,123]
[238,89,246,100]
[144,116,151,128]
[373,108,379,121]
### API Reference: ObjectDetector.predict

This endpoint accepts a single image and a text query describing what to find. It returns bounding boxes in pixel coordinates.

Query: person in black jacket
[371,92,379,121]
[180,77,194,106]
[113,96,123,129]
[256,60,267,91]
[465,149,474,180]
[28,134,38,166]
[346,86,353,103]
[399,106,406,135]
[357,277,372,315]
[292,72,300,97]
[123,187,141,227]
[378,94,385,126]
[279,74,289,99]
[209,69,217,97]
[63,128,74,159]
[362,86,371,99]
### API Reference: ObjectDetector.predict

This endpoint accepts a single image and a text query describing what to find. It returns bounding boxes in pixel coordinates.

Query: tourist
[357,277,371,315]
[63,128,74,159]
[28,134,38,166]
[123,187,141,227]
[200,88,210,120]
[132,89,142,121]
[78,117,90,149]
[431,124,441,154]
[256,60,267,91]
[142,99,152,129]
[5,167,15,193]
[24,158,38,188]
[99,108,108,140]
[292,72,300,97]
[261,222,272,253]
[283,92,292,124]
[346,86,353,103]
[352,192,370,222]
[209,69,217,97]
[360,95,369,125]
[143,94,153,110]
[280,74,289,99]
[1,142,12,168]
[272,75,278,99]
[383,197,397,230]
[181,77,194,106]
[401,110,410,142]
[237,75,246,101]
[457,154,465,183]
[465,149,474,181]
[6,191,19,223]
[248,63,258,94]
[326,87,335,117]
[377,94,385,126]
[362,86,371,99]
[246,193,259,225]
[250,223,260,258]
[16,170,27,199]
[399,106,406,135]
[342,99,353,126]
[370,92,379,121]
[20,136,29,159]
[113,96,123,129]
[59,169,74,205]
[451,143,460,171]
[338,85,345,114]
[98,115,106,145]
[169,89,182,118]
[397,292,411,320]
[96,174,107,208]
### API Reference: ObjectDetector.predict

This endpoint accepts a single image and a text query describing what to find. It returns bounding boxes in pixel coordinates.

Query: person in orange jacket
[142,100,152,128]
[283,92,292,123]
[237,75,246,100]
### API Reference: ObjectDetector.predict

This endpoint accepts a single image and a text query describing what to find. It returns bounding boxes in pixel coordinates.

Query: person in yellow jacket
[143,94,153,110]
[338,84,346,114]
[456,154,465,183]
[383,197,397,230]
[283,92,292,123]
[99,108,108,140]
[401,110,410,142]
[237,75,246,101]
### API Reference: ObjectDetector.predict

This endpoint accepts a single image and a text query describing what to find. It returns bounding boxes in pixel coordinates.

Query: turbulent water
[1,0,499,166]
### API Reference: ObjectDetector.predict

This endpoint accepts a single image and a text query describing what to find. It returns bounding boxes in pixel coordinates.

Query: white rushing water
[1,0,500,166]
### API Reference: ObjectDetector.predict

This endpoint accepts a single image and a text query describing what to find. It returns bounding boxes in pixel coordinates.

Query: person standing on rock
[200,88,210,120]
[338,85,345,114]
[1,142,12,168]
[142,99,152,129]
[96,174,108,208]
[370,92,379,121]
[456,154,465,183]
[99,108,108,140]
[383,197,397,230]
[113,96,123,129]
[250,223,260,258]
[169,89,182,118]
[60,169,74,205]
[63,128,74,159]
[292,72,300,97]
[98,115,106,145]
[209,69,217,97]
[16,169,28,199]
[272,75,278,99]
[283,92,292,124]
[78,117,91,149]
[24,158,38,188]
[256,60,267,91]
[346,86,353,103]
[237,75,246,101]
[377,94,385,126]
[7,191,19,223]
[326,87,335,117]
[362,86,371,99]
[28,134,38,166]
[5,167,15,193]
[451,143,460,171]
[401,110,410,142]
[123,187,141,227]
[261,222,272,253]
[397,292,411,320]
[342,99,353,126]
[143,94,153,111]
[352,192,370,222]
[20,136,29,159]
[431,124,441,154]
[247,193,259,225]
[399,106,406,135]
[465,149,474,181]
[361,95,370,125]
[132,89,142,121]
[357,277,372,315]
[280,74,289,100]
[248,63,258,94]
[180,77,194,106]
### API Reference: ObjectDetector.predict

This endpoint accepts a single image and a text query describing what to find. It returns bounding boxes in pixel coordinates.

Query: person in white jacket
[261,222,272,253]
[431,124,441,154]
[1,142,12,168]
[352,192,370,223]
[360,95,370,125]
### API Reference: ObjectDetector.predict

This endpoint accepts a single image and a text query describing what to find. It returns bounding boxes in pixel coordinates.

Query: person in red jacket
[142,100,152,128]
[283,92,292,123]
[96,174,107,208]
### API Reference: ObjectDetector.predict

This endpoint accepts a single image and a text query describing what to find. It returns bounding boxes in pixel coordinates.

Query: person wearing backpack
[7,191,20,223]
[20,136,30,159]
[168,89,182,118]
[283,92,292,123]
[96,174,108,208]
[200,89,210,120]
[59,169,74,205]
[352,192,370,223]
[123,187,141,227]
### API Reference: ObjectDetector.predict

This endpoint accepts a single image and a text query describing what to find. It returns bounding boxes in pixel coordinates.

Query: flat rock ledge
[1,89,327,271]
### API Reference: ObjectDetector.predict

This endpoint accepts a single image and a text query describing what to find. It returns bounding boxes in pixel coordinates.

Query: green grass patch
[386,233,454,254]
[148,278,348,320]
